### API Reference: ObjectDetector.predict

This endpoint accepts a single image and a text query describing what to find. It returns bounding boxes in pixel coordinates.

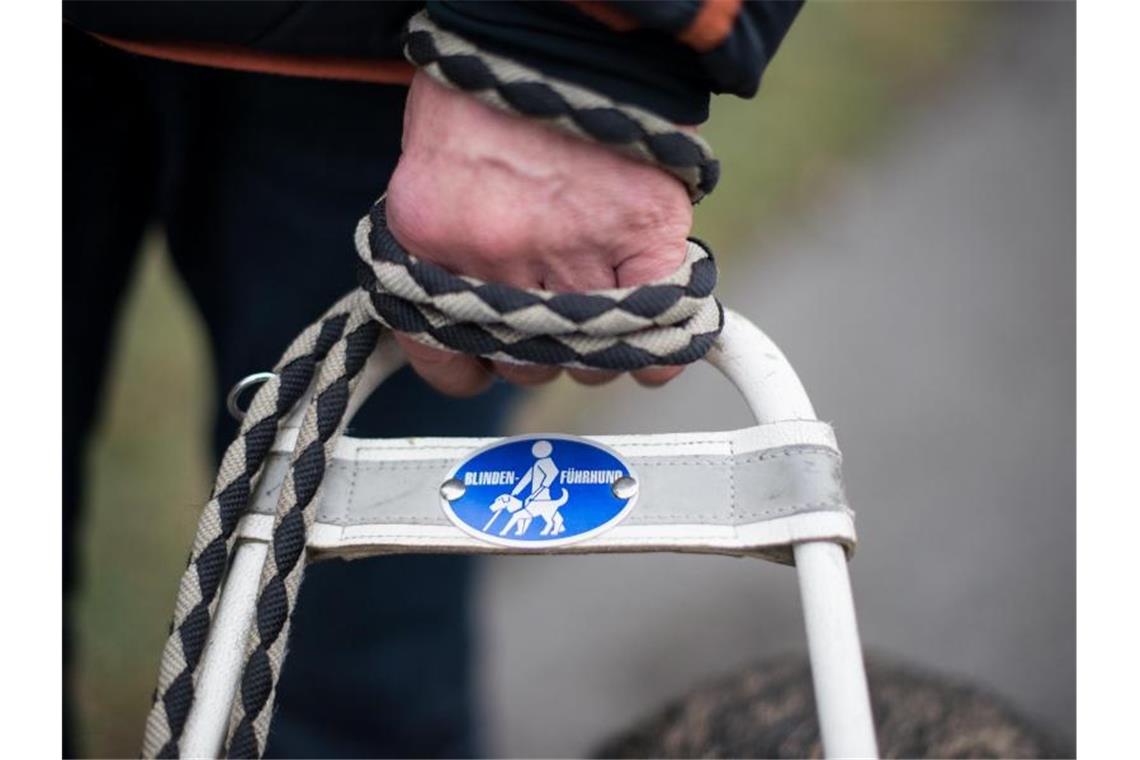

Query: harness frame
[177,310,879,758]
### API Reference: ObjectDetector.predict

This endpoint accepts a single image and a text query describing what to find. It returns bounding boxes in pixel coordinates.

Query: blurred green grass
[71,4,988,756]
[73,233,214,754]
[695,1,982,251]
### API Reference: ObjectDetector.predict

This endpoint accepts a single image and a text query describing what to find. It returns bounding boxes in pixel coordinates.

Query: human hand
[384,72,695,397]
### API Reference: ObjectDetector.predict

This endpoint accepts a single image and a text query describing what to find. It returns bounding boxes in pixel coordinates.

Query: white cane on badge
[482,505,503,533]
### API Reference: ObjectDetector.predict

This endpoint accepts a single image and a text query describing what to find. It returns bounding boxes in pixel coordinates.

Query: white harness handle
[181,310,879,758]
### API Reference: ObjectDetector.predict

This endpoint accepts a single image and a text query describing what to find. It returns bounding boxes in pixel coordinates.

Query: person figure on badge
[505,440,567,537]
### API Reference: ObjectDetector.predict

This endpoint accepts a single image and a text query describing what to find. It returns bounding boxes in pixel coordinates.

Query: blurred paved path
[477,5,1074,755]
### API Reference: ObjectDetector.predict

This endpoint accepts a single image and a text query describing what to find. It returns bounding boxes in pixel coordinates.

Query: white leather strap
[236,420,855,565]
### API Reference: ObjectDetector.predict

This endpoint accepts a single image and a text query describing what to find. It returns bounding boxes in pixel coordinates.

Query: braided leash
[145,12,727,756]
[403,11,720,203]
[141,298,358,757]
[224,307,382,757]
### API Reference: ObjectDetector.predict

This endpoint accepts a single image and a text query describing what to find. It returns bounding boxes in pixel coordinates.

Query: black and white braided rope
[141,298,357,758]
[224,305,381,758]
[403,11,720,203]
[357,198,724,370]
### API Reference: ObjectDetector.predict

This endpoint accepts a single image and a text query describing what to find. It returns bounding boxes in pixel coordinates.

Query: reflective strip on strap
[238,420,855,565]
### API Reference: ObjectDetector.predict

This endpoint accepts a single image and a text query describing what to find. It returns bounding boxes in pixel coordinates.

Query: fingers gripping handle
[345,308,817,431]
[241,308,814,440]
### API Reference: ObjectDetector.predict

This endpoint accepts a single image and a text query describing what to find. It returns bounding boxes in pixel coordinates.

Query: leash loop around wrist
[402,11,720,203]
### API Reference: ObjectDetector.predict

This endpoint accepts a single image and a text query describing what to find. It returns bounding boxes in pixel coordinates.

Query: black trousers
[63,27,514,758]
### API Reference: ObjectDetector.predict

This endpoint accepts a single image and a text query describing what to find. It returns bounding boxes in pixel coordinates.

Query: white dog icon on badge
[482,440,569,537]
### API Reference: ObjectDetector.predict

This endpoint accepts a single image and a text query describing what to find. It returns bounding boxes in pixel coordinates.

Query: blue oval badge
[440,434,638,548]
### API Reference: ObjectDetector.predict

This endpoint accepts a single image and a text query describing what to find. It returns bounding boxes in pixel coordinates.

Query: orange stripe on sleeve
[92,34,415,85]
[565,1,640,32]
[678,0,743,53]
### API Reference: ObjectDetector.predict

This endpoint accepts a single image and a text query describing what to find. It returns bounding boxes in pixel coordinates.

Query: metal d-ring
[225,371,276,421]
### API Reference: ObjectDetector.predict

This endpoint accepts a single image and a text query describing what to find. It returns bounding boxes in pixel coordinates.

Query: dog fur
[596,654,1069,759]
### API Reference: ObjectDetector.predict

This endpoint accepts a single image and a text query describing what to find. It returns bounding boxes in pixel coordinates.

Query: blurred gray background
[75,2,1074,756]
[483,4,1074,756]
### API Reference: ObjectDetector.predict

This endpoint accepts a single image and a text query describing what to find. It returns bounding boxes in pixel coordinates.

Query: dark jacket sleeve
[426,0,804,124]
[64,1,802,125]
[62,1,418,60]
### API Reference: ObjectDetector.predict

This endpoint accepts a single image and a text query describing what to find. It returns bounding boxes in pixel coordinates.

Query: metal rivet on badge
[440,478,467,502]
[611,476,638,500]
